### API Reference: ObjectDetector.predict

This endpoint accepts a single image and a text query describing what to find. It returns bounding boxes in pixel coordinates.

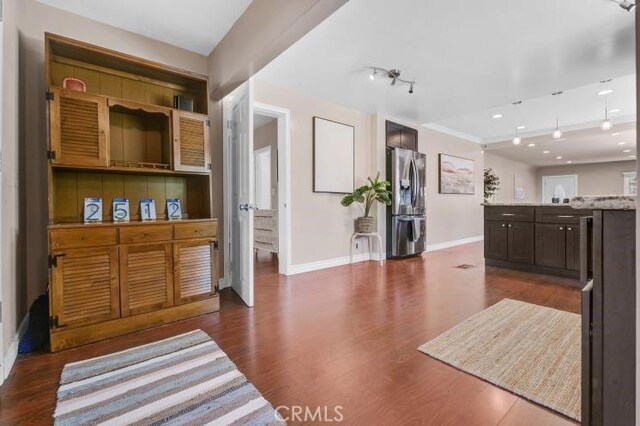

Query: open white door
[223,80,255,307]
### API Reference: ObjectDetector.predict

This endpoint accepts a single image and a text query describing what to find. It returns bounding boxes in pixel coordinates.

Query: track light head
[409,84,414,94]
[612,0,636,11]
[368,66,415,94]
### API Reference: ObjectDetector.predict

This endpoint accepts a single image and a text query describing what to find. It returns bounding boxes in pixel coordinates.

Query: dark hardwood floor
[0,242,580,425]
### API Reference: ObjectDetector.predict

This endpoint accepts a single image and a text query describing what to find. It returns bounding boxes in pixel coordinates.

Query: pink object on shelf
[62,77,87,92]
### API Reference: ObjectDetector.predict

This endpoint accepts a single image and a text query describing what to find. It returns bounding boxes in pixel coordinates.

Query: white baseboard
[287,252,380,275]
[2,313,29,384]
[426,235,484,252]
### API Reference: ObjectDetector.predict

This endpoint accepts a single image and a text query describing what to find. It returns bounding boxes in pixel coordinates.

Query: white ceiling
[485,122,637,167]
[36,0,253,55]
[257,0,635,131]
[431,74,636,143]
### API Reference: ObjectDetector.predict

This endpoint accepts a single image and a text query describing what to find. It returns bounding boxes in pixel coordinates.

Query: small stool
[350,232,383,266]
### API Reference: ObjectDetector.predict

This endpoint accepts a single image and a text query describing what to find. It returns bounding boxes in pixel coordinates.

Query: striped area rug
[54,330,285,425]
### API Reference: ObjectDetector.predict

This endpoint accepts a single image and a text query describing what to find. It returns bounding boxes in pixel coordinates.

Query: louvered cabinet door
[172,111,210,172]
[173,239,218,304]
[120,243,174,316]
[49,88,109,166]
[50,246,119,329]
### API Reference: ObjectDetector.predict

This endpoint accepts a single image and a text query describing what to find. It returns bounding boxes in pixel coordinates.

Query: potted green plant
[341,172,392,233]
[484,168,500,202]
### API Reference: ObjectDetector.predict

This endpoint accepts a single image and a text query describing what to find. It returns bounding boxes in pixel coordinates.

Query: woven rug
[53,330,285,425]
[418,299,581,421]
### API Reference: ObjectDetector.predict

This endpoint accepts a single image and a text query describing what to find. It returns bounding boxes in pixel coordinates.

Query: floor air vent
[454,264,476,270]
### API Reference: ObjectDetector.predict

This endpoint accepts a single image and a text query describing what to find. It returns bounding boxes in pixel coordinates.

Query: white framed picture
[623,171,637,195]
[313,116,354,194]
[112,198,130,222]
[140,199,157,221]
[83,198,103,223]
[166,199,183,220]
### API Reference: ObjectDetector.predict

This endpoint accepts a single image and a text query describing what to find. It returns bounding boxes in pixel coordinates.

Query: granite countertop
[483,196,636,210]
[569,195,636,210]
[481,202,572,207]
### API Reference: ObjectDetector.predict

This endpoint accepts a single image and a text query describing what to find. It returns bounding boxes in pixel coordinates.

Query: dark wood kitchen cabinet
[582,210,636,426]
[507,222,534,264]
[535,223,566,269]
[484,220,534,264]
[484,221,508,260]
[484,206,591,281]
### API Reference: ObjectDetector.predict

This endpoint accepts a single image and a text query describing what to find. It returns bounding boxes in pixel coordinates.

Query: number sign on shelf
[112,198,130,222]
[140,199,157,221]
[83,198,103,223]
[166,199,183,220]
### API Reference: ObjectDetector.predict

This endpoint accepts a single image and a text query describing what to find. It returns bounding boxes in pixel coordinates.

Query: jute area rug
[418,299,581,421]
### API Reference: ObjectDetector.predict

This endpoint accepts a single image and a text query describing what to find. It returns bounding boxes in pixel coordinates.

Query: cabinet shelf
[51,163,210,176]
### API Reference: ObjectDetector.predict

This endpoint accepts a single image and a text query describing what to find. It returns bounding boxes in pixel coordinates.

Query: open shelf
[51,169,211,223]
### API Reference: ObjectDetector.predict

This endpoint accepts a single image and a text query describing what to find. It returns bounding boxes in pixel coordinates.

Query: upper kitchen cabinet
[172,110,211,172]
[48,88,109,167]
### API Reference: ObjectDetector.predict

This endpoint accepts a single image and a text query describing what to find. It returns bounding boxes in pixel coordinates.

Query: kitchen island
[483,202,593,282]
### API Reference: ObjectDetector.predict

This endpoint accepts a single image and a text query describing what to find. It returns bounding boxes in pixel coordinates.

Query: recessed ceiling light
[623,149,631,153]
[527,143,535,147]
[629,155,636,158]
[597,89,614,96]
[556,156,563,160]
[611,132,620,136]
[566,160,573,164]
[543,150,550,154]
[609,108,621,113]
[618,142,627,145]
[491,113,503,119]
[516,125,526,130]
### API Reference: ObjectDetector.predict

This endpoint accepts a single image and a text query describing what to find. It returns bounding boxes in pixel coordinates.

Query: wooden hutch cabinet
[45,34,219,352]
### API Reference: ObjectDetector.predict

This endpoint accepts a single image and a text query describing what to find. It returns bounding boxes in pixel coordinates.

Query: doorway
[223,81,291,307]
[253,113,278,277]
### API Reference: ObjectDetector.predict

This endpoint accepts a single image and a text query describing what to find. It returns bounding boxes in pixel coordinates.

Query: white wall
[484,152,538,203]
[254,79,373,266]
[2,0,208,364]
[536,160,637,200]
[372,115,484,250]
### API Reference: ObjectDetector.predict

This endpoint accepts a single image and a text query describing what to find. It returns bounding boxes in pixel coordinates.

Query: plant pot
[355,216,376,233]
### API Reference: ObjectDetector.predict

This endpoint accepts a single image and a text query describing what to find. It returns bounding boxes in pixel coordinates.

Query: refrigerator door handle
[410,159,418,207]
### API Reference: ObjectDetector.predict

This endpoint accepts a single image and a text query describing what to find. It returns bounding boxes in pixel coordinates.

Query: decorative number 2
[86,203,99,220]
[169,203,180,217]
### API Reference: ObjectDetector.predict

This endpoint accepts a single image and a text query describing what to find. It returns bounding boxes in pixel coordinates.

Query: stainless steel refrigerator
[386,147,426,258]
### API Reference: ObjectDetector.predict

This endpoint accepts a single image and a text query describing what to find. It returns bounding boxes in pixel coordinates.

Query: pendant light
[552,117,563,139]
[512,127,521,145]
[601,96,612,131]
[551,91,563,139]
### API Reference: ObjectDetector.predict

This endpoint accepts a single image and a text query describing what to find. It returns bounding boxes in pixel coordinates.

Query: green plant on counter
[340,172,391,217]
[484,168,500,201]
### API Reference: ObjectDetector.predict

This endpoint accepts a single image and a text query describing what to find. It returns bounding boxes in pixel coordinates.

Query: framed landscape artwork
[439,154,475,194]
[313,116,355,193]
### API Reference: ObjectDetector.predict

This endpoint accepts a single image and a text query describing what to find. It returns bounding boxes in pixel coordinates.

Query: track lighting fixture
[368,67,416,94]
[611,0,636,11]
